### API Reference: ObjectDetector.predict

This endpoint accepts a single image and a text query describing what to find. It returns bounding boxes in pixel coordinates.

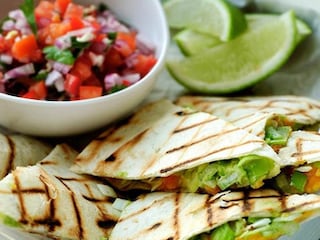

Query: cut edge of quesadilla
[0,144,126,240]
[72,99,282,195]
[109,189,320,240]
[269,130,320,194]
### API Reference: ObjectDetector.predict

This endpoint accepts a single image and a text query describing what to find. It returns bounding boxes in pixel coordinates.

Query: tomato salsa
[0,0,157,100]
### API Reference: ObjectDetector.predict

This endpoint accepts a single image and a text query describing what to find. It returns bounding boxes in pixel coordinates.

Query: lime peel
[164,0,247,41]
[167,11,298,94]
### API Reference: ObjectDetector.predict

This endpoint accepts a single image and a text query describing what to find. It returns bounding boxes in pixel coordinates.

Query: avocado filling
[189,216,299,240]
[179,155,275,192]
[108,155,276,194]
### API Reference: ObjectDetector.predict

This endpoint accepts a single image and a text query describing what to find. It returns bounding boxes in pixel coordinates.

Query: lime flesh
[164,0,247,41]
[174,29,222,56]
[166,11,298,94]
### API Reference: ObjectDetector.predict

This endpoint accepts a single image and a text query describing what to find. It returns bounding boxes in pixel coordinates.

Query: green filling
[265,125,292,146]
[275,162,320,194]
[290,171,307,192]
[190,217,299,240]
[0,213,21,228]
[180,155,275,192]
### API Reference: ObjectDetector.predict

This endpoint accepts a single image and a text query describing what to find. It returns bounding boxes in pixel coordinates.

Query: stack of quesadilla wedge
[109,189,320,240]
[0,144,122,240]
[71,99,283,194]
[176,95,320,151]
[176,95,320,194]
[0,133,52,179]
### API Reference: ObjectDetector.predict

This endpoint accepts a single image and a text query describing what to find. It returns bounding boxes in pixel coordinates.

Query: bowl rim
[0,0,170,107]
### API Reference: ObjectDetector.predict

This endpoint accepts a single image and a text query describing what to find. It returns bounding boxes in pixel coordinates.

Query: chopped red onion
[89,52,105,67]
[55,27,95,50]
[45,70,63,87]
[125,52,139,68]
[66,27,95,37]
[122,73,140,84]
[4,63,35,81]
[8,9,24,20]
[2,20,16,32]
[54,77,65,92]
[52,61,72,74]
[104,73,122,90]
[55,35,72,50]
[8,9,32,35]
[0,54,13,65]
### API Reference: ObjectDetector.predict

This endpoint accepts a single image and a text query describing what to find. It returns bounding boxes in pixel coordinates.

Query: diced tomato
[54,0,71,16]
[83,74,102,87]
[159,175,180,191]
[35,1,55,28]
[49,22,73,41]
[115,32,137,57]
[103,47,124,72]
[79,86,102,100]
[131,54,157,77]
[64,74,81,99]
[70,55,92,81]
[0,35,11,53]
[38,22,72,45]
[22,81,47,100]
[68,16,85,30]
[11,34,42,63]
[64,3,84,20]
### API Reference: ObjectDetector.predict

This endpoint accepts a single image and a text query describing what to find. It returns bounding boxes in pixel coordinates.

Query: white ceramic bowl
[0,0,169,137]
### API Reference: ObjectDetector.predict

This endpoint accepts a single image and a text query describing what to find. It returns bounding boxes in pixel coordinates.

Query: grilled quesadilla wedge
[176,95,320,151]
[72,99,282,194]
[0,133,52,179]
[0,144,123,240]
[109,189,320,240]
[270,130,320,194]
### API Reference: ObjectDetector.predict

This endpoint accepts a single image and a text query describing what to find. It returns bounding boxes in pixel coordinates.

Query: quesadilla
[72,99,282,194]
[109,189,320,240]
[0,144,123,240]
[0,133,52,179]
[271,130,320,193]
[176,95,320,151]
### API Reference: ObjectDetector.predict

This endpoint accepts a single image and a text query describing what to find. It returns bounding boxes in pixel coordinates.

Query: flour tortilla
[0,133,52,179]
[109,189,320,240]
[176,95,320,138]
[278,130,320,166]
[0,144,120,240]
[71,99,281,182]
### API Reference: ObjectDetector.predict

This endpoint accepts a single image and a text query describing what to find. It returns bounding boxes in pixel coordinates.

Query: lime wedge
[174,29,222,56]
[166,11,298,94]
[246,13,312,43]
[163,0,247,41]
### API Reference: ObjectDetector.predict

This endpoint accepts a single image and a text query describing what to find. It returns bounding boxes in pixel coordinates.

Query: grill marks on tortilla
[183,97,320,122]
[3,135,15,178]
[292,136,320,162]
[12,169,61,227]
[10,169,116,237]
[160,139,261,174]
